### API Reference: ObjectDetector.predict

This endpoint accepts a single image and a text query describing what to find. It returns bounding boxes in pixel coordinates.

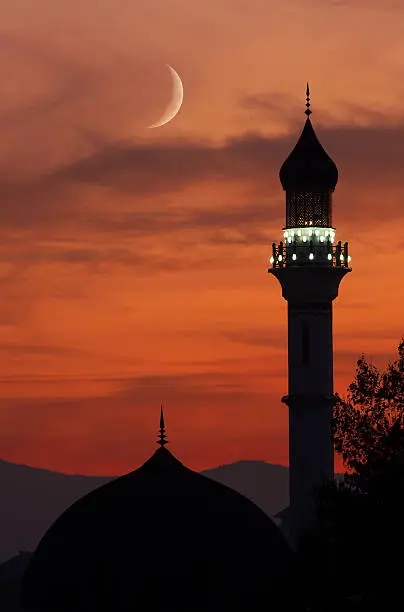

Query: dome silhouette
[21,415,297,611]
[279,117,338,192]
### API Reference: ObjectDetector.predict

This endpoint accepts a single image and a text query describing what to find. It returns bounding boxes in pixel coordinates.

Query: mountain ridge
[0,456,289,563]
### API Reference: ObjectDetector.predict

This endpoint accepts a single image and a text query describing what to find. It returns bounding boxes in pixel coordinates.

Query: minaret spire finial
[157,404,168,447]
[305,82,312,117]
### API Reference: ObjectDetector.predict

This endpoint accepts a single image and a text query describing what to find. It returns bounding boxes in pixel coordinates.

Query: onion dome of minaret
[279,84,338,191]
[21,408,300,612]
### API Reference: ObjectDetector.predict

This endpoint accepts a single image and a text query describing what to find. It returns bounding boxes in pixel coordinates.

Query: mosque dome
[21,412,298,611]
[279,85,338,192]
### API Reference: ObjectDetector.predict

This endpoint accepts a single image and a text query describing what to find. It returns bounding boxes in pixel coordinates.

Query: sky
[0,0,403,475]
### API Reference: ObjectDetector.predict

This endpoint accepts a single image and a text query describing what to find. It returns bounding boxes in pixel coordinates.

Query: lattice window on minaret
[301,320,310,366]
[286,191,332,227]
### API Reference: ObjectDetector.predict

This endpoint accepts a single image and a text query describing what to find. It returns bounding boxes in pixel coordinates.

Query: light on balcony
[278,255,283,261]
[297,230,301,236]
[303,236,307,242]
[287,237,292,243]
[292,254,297,260]
[270,256,274,264]
[340,254,344,261]
[327,253,332,260]
[320,236,324,242]
[309,253,314,260]
[348,255,352,262]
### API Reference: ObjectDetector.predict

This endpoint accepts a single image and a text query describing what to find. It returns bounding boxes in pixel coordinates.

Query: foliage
[299,337,404,611]
[295,479,368,611]
[332,337,404,474]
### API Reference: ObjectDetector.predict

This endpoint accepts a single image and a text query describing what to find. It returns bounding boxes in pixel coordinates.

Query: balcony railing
[269,240,351,269]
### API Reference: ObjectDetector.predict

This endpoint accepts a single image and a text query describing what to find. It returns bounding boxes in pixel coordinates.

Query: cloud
[0,118,398,243]
[0,343,87,357]
[0,245,145,267]
[0,31,99,128]
[49,120,404,202]
[0,369,284,445]
[326,0,404,8]
[222,329,285,348]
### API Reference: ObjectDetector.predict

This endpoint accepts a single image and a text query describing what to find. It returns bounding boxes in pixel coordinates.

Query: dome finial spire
[305,82,312,117]
[157,404,168,447]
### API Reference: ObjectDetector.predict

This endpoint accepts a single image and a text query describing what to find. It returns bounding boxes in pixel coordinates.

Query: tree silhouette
[332,337,404,474]
[297,337,404,611]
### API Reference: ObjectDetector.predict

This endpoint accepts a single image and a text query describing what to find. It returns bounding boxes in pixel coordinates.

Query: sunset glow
[0,0,403,476]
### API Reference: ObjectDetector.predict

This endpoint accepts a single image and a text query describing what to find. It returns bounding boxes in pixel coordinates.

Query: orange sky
[0,0,403,475]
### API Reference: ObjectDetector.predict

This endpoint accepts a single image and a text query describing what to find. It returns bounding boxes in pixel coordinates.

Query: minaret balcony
[283,226,336,244]
[269,239,351,269]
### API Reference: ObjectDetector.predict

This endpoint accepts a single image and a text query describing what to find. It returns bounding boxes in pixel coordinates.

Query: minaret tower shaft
[269,85,351,547]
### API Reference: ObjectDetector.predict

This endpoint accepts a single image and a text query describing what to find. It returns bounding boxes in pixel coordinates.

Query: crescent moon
[147,64,184,129]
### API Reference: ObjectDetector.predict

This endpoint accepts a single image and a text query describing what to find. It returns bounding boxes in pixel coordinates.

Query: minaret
[268,85,351,547]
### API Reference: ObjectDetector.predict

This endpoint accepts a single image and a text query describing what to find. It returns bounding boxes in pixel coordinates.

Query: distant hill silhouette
[0,457,289,563]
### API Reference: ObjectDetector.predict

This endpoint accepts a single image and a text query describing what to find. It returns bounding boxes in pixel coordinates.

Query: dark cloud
[47,132,289,198]
[239,92,300,125]
[207,226,273,246]
[222,329,285,348]
[0,179,80,231]
[0,370,282,436]
[335,329,403,342]
[89,200,281,241]
[0,237,268,276]
[0,245,145,267]
[327,0,404,8]
[334,348,400,378]
[0,343,86,357]
[0,120,403,246]
[49,122,404,220]
[50,120,404,186]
